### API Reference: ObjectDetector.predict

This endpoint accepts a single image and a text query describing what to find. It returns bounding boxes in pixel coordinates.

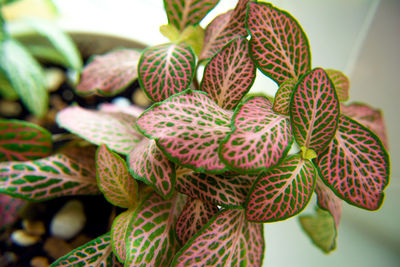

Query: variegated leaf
[273,78,297,115]
[50,233,122,267]
[172,209,264,266]
[137,90,232,172]
[246,154,316,222]
[0,193,25,229]
[316,115,390,210]
[290,68,339,153]
[326,69,349,102]
[138,43,196,102]
[220,96,293,173]
[247,2,311,84]
[96,144,138,208]
[111,209,134,263]
[200,36,255,110]
[315,177,342,228]
[127,138,176,199]
[77,49,141,96]
[0,119,52,162]
[176,198,219,244]
[57,106,142,155]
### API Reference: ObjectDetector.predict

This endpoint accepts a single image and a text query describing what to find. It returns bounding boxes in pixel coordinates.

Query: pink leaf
[111,209,134,263]
[0,193,25,229]
[99,103,145,118]
[272,78,297,115]
[326,69,350,102]
[247,2,311,84]
[200,36,256,110]
[315,177,342,228]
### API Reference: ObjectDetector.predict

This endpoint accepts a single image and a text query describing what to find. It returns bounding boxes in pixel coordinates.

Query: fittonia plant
[0,0,390,266]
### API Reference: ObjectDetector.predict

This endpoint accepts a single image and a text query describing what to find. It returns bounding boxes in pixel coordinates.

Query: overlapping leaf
[273,78,297,115]
[137,90,232,172]
[200,36,255,110]
[316,115,390,210]
[315,177,342,228]
[172,209,264,266]
[220,96,293,173]
[138,43,195,102]
[77,49,140,96]
[111,209,134,263]
[57,106,142,155]
[326,69,349,102]
[247,2,311,84]
[0,193,25,229]
[0,119,52,162]
[290,68,339,153]
[246,154,316,222]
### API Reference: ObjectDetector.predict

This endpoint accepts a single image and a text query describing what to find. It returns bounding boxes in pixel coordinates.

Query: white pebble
[11,230,40,246]
[50,200,86,240]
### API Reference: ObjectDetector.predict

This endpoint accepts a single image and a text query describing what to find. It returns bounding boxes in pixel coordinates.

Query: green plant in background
[0,0,390,266]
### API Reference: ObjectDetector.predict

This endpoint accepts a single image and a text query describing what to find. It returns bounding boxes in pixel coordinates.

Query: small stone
[44,68,65,92]
[0,252,18,266]
[11,229,40,246]
[30,256,49,267]
[50,200,86,240]
[132,89,152,107]
[0,100,22,117]
[44,237,73,260]
[22,220,46,236]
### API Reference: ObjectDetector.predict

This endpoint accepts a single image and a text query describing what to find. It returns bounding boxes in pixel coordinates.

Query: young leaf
[0,119,52,162]
[290,68,339,153]
[0,193,25,229]
[136,90,232,173]
[127,138,176,199]
[163,0,219,32]
[200,36,256,110]
[172,209,264,266]
[315,115,390,210]
[111,209,135,263]
[138,42,196,102]
[315,177,342,228]
[273,78,297,115]
[326,69,349,102]
[247,2,311,84]
[176,198,219,245]
[57,106,142,155]
[50,233,122,267]
[77,49,140,96]
[96,144,138,208]
[220,96,293,173]
[246,154,316,222]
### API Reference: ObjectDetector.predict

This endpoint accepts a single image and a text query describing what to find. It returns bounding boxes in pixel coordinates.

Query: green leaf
[0,70,18,100]
[111,209,135,263]
[23,44,69,66]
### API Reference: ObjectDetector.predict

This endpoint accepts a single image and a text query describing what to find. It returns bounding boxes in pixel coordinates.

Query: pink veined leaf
[200,36,256,110]
[76,49,141,96]
[57,106,142,155]
[164,0,219,32]
[246,154,316,222]
[315,114,390,210]
[127,138,176,199]
[99,103,145,118]
[200,0,250,62]
[315,177,342,228]
[0,193,26,229]
[341,102,388,149]
[0,119,52,162]
[272,78,297,115]
[136,90,232,173]
[176,197,219,245]
[96,144,138,208]
[247,2,311,85]
[111,209,134,263]
[172,209,264,266]
[220,96,293,173]
[326,69,349,102]
[51,232,122,267]
[138,43,196,102]
[290,68,340,153]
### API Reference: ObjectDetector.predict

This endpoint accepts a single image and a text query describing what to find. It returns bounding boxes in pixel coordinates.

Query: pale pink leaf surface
[172,209,264,266]
[272,78,297,115]
[99,103,145,118]
[76,49,141,96]
[111,209,134,263]
[96,144,138,208]
[326,69,349,102]
[220,96,293,173]
[57,106,142,155]
[246,154,316,222]
[0,193,25,229]
[200,36,256,110]
[176,198,219,245]
[138,43,195,102]
[137,90,232,172]
[290,68,339,153]
[164,0,219,31]
[316,115,390,210]
[127,138,176,199]
[315,177,342,228]
[247,2,311,84]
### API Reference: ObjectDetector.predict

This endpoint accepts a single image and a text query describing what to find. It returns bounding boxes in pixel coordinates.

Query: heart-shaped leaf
[290,68,339,153]
[246,154,316,222]
[137,90,232,173]
[138,43,196,102]
[326,69,349,102]
[77,49,140,96]
[200,36,256,110]
[111,209,134,263]
[96,144,138,208]
[273,78,297,115]
[316,115,390,210]
[163,0,219,32]
[57,106,142,155]
[247,2,311,84]
[0,193,25,229]
[220,96,293,173]
[315,177,342,228]
[172,209,264,266]
[0,119,52,162]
